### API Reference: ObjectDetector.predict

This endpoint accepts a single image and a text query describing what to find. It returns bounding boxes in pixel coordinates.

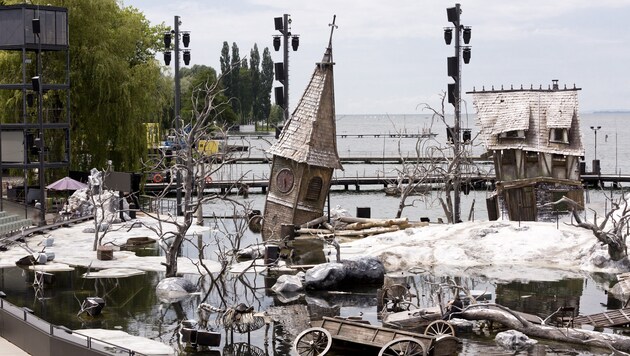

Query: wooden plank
[619,309,630,322]
[574,308,630,327]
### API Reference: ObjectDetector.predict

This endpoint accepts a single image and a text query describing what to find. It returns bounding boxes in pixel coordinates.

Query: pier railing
[0,296,149,356]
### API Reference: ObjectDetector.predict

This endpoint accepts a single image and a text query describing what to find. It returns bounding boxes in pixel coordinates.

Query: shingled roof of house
[472,88,584,156]
[267,40,343,170]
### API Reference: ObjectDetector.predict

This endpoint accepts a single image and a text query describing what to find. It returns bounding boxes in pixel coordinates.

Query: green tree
[260,47,274,121]
[239,60,252,123]
[180,65,237,127]
[0,0,171,173]
[249,44,262,121]
[230,43,242,121]
[219,41,232,100]
[268,104,284,126]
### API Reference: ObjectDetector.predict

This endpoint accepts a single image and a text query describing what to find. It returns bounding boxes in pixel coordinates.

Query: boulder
[155,277,197,303]
[304,262,346,290]
[495,330,537,351]
[303,257,385,290]
[271,274,303,293]
[342,257,385,285]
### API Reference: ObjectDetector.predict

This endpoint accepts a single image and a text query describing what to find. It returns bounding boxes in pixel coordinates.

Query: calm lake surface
[2,113,630,355]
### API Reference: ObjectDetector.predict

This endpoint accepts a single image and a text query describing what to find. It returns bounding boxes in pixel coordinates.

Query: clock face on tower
[276,168,294,193]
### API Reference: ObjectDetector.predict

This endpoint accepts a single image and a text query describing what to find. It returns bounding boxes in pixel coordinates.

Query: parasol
[46,177,88,191]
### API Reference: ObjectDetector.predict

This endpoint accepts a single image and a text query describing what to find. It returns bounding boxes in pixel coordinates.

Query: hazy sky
[123,0,630,114]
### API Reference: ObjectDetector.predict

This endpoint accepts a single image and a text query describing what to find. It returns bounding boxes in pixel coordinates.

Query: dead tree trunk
[459,304,630,353]
[544,196,628,261]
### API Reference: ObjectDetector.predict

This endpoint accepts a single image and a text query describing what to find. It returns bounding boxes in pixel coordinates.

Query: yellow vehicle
[198,140,219,156]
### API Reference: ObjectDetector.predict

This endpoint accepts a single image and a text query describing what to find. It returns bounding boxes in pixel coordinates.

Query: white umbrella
[46,177,87,191]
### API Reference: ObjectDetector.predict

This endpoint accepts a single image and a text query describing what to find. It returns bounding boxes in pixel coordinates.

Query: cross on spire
[327,15,337,49]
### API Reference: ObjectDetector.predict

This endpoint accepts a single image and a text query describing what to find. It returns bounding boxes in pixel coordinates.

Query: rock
[155,277,197,303]
[272,274,303,293]
[342,257,385,285]
[304,262,346,290]
[495,330,537,351]
[303,258,385,290]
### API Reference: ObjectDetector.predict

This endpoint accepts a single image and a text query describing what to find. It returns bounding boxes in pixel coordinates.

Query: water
[3,113,630,355]
[0,262,620,355]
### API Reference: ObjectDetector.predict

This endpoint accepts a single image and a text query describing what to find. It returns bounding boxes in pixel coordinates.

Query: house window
[499,130,526,139]
[525,151,538,163]
[501,150,516,164]
[552,154,566,166]
[549,128,569,144]
[305,177,323,201]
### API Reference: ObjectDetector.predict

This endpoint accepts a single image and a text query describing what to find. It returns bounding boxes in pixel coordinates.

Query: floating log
[459,303,630,353]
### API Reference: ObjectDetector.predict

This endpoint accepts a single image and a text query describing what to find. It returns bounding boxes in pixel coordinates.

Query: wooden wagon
[293,316,459,356]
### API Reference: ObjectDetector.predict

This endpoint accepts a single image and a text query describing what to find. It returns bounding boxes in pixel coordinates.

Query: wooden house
[471,81,584,221]
[262,31,343,240]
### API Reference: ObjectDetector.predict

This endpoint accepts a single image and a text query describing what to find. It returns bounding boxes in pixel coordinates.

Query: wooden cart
[293,316,459,356]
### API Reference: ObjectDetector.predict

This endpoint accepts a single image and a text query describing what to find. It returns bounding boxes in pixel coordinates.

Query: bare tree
[86,167,125,251]
[141,78,250,277]
[545,194,629,261]
[392,94,488,222]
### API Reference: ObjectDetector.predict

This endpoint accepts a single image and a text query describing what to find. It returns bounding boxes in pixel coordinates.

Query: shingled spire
[268,15,342,170]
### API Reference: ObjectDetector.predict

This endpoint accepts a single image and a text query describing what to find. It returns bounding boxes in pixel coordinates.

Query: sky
[122,0,630,115]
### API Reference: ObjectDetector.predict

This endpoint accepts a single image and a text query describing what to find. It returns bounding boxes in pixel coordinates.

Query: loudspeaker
[274,87,284,107]
[274,17,284,31]
[274,62,284,81]
[446,7,459,23]
[32,18,40,34]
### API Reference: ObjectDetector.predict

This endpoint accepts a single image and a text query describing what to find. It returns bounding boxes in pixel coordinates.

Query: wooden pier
[573,308,630,328]
[144,172,630,195]
[211,155,493,165]
[144,174,495,194]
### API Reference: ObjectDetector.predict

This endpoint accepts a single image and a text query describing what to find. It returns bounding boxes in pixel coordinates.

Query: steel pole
[283,14,290,124]
[594,129,597,160]
[174,16,183,216]
[453,3,462,223]
[37,33,45,225]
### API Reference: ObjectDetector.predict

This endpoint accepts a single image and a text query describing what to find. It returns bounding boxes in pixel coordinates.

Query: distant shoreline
[336,111,630,116]
[591,110,630,114]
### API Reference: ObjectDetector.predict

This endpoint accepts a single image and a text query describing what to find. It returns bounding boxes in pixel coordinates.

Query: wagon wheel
[381,284,411,312]
[378,337,427,356]
[423,320,455,337]
[293,327,332,356]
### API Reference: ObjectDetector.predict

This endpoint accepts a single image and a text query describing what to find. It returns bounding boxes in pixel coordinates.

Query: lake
[2,113,630,355]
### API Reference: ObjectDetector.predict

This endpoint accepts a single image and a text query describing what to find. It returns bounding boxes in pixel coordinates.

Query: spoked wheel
[378,337,427,356]
[293,327,332,356]
[423,320,456,337]
[381,284,411,312]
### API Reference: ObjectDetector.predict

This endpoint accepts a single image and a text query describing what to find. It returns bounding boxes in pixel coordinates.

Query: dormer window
[549,128,569,144]
[499,130,526,139]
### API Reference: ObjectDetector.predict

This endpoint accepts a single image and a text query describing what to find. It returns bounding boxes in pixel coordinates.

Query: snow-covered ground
[0,214,222,275]
[325,220,626,282]
[0,211,625,283]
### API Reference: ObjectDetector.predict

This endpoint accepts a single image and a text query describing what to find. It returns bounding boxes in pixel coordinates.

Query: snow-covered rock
[495,330,537,351]
[304,262,346,290]
[155,277,197,303]
[304,257,385,290]
[272,274,303,293]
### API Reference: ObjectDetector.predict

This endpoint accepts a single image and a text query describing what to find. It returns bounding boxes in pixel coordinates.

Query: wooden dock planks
[573,308,630,328]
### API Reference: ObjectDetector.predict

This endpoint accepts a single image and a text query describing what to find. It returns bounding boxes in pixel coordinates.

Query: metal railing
[0,297,150,356]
